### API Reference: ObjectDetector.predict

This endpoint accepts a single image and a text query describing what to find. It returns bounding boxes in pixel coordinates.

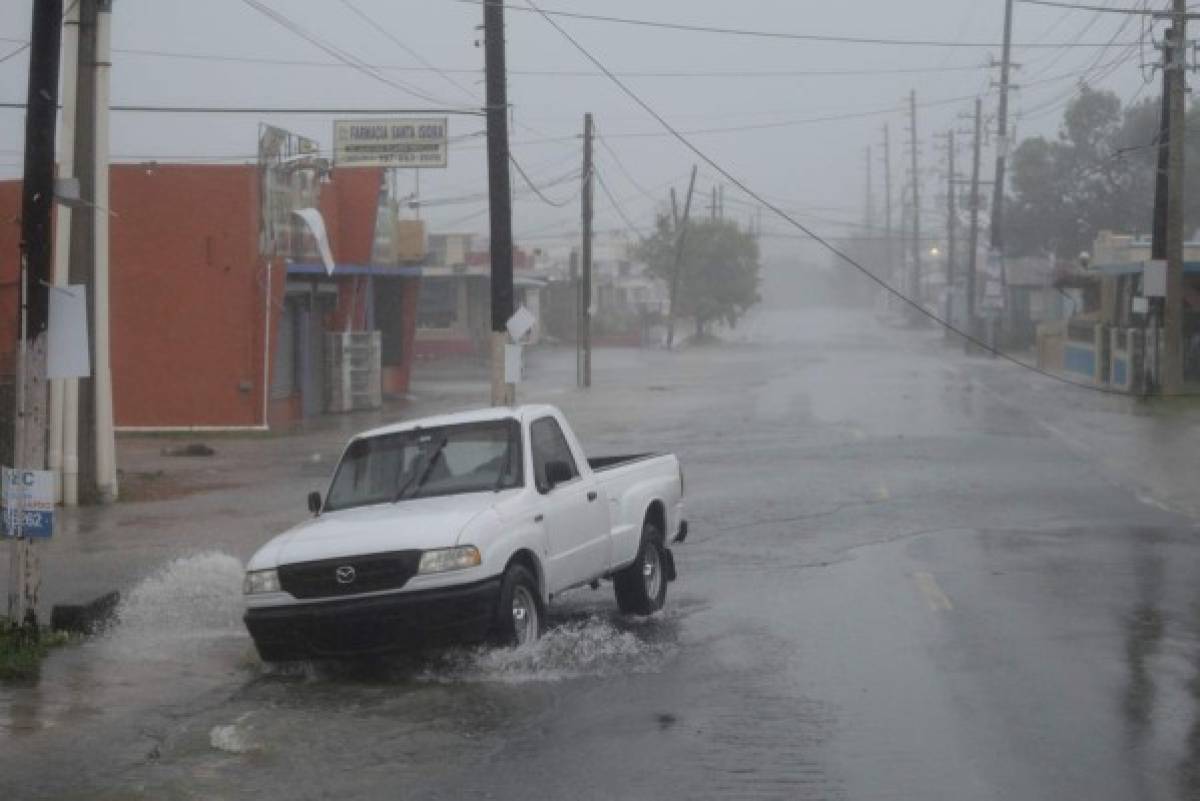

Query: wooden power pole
[945,129,957,326]
[966,97,983,341]
[9,0,62,631]
[483,0,514,406]
[1163,3,1188,396]
[580,112,594,388]
[665,166,698,350]
[908,90,922,317]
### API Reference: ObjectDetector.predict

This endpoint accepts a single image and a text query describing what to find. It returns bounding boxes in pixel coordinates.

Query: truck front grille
[278,550,422,599]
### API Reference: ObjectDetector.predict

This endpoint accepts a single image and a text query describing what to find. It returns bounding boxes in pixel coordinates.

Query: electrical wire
[0,101,485,115]
[1018,0,1160,13]
[240,0,470,110]
[593,127,660,205]
[450,0,1141,48]
[339,0,481,102]
[510,155,580,207]
[594,167,647,240]
[0,42,29,67]
[521,0,1188,397]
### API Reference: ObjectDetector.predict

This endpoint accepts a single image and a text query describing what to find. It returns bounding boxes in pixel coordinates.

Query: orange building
[0,164,420,429]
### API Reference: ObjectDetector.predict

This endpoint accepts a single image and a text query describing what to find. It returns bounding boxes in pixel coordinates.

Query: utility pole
[1150,26,1172,393]
[882,125,894,291]
[63,0,116,504]
[864,146,874,234]
[966,97,983,342]
[988,0,1015,351]
[665,166,698,350]
[580,112,594,389]
[9,0,63,631]
[908,90,922,319]
[67,0,97,505]
[483,0,514,406]
[1163,1,1188,396]
[93,0,116,502]
[48,0,80,506]
[945,129,957,328]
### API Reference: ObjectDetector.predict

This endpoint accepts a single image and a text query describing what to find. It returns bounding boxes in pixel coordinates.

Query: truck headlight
[243,569,281,594]
[419,546,482,574]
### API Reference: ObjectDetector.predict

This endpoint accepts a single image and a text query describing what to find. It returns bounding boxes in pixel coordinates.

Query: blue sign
[2,508,52,538]
[1,467,54,539]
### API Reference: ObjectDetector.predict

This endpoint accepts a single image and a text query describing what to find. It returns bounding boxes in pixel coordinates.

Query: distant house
[413,235,543,359]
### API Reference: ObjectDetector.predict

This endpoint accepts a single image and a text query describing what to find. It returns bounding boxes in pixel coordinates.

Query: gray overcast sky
[0,0,1153,265]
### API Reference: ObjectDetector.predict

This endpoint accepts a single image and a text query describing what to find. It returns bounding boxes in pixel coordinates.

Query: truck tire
[614,523,667,615]
[492,564,544,648]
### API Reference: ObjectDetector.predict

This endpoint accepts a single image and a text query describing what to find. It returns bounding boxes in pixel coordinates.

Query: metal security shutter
[272,298,298,400]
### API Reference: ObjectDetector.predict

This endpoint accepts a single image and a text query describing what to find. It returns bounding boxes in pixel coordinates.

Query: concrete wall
[109,165,278,427]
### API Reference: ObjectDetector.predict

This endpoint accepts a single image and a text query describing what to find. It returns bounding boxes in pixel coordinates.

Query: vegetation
[636,216,762,338]
[0,621,70,682]
[1006,85,1200,260]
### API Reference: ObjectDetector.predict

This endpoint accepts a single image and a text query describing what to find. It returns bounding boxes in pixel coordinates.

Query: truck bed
[587,453,658,472]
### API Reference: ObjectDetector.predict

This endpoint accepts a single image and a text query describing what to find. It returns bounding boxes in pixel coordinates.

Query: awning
[287,262,424,277]
[1090,261,1200,276]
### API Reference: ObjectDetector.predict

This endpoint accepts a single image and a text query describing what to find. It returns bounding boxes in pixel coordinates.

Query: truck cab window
[531,417,579,490]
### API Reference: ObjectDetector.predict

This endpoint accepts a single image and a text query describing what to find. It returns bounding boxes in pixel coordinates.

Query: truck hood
[257,493,498,568]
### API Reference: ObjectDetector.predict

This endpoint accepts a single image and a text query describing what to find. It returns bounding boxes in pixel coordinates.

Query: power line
[521,0,1180,397]
[509,155,580,207]
[240,0,470,109]
[450,0,1141,48]
[594,167,647,239]
[1018,0,1161,13]
[0,101,485,115]
[0,37,1015,79]
[338,0,480,102]
[0,42,29,66]
[594,127,661,205]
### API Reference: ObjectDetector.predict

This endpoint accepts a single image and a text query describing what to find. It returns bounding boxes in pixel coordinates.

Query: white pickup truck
[243,405,687,661]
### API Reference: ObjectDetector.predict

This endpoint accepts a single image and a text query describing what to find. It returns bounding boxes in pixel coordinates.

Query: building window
[417,278,457,329]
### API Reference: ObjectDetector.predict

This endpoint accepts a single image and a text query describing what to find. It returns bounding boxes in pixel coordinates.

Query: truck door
[531,416,611,594]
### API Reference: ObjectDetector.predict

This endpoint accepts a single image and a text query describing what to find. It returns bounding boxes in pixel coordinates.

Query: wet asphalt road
[3,308,1200,800]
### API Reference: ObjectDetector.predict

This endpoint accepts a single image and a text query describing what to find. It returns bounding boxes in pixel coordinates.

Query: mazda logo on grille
[335,565,356,584]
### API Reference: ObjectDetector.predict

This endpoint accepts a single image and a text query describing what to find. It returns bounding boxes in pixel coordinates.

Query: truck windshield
[324,419,523,512]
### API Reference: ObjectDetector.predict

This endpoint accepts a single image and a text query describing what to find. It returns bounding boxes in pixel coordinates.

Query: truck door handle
[534,514,544,523]
[587,491,598,502]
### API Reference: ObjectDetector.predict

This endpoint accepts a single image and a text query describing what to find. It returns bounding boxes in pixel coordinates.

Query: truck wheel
[615,524,667,615]
[492,564,544,648]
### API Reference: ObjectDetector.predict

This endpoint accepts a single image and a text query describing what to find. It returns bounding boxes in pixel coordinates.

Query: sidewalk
[0,371,490,618]
[0,341,704,617]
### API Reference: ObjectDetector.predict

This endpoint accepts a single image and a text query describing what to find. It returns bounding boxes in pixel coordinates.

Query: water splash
[209,713,259,754]
[104,552,245,654]
[421,613,677,684]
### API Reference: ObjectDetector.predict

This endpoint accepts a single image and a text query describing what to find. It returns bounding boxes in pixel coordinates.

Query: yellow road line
[913,571,954,612]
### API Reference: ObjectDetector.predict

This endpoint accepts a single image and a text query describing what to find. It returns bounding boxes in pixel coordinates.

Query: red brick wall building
[0,164,419,429]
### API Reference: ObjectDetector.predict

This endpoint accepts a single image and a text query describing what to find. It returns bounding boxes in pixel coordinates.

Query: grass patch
[0,622,71,682]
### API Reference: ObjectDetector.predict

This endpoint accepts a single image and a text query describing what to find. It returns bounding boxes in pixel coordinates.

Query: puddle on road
[3,552,686,800]
[419,612,678,684]
[253,609,680,687]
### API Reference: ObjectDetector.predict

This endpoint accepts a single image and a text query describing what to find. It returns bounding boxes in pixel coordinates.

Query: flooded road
[4,309,1200,800]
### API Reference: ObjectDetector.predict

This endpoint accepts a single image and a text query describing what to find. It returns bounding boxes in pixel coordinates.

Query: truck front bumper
[244,577,501,662]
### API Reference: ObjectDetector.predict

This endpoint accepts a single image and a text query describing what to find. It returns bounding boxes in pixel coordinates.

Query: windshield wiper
[394,436,448,502]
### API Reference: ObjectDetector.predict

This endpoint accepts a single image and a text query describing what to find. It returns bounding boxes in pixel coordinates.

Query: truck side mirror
[307,491,322,515]
[543,460,573,492]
